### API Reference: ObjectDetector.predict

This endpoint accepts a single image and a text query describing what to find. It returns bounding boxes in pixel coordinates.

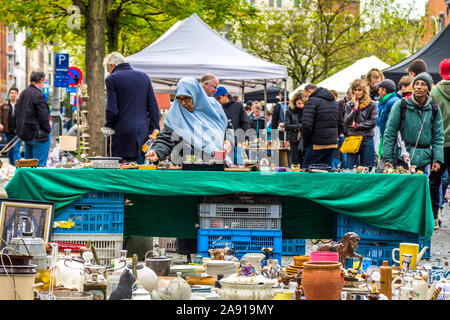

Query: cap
[374,79,396,93]
[213,86,228,97]
[439,59,450,80]
[413,72,433,91]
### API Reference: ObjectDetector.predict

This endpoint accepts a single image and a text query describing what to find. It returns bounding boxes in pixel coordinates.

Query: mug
[401,254,413,272]
[392,243,419,270]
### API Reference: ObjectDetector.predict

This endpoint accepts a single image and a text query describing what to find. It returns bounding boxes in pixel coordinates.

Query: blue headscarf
[164,77,229,155]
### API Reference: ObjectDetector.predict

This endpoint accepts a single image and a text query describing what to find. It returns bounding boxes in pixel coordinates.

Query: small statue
[278,271,296,289]
[262,247,273,260]
[109,269,136,300]
[317,232,363,269]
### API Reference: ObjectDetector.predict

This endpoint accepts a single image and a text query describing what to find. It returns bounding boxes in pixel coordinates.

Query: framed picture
[0,198,55,250]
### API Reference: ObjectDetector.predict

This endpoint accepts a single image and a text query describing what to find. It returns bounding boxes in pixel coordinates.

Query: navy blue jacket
[15,84,51,142]
[377,92,400,136]
[105,63,160,160]
[301,88,343,147]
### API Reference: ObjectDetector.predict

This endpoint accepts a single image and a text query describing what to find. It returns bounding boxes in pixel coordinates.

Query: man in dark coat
[271,90,288,141]
[104,52,160,163]
[301,85,344,168]
[0,86,22,165]
[15,71,51,167]
[214,86,250,132]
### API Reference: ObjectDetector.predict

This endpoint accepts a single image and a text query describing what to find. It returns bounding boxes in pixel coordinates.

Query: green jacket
[431,80,450,147]
[382,96,444,167]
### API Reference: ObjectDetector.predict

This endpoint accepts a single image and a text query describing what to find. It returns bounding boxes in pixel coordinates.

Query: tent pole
[264,81,268,129]
[284,78,287,108]
[241,81,245,102]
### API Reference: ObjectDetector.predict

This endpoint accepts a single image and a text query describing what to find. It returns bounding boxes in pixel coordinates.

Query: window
[277,0,282,7]
[7,55,14,74]
[7,28,15,45]
[269,0,275,7]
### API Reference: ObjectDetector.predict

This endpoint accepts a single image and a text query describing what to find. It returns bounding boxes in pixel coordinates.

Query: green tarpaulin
[5,168,434,241]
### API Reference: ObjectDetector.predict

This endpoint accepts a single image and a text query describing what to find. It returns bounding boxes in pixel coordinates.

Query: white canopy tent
[289,56,390,99]
[126,13,288,96]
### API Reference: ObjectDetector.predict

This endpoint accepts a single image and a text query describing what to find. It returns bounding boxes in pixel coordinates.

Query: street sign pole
[53,52,69,146]
[74,76,80,156]
[51,86,61,146]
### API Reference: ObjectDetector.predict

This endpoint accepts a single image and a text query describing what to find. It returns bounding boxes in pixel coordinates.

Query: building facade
[423,0,450,43]
[0,25,53,101]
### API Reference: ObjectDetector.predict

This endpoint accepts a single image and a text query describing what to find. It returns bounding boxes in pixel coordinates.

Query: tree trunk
[85,0,107,157]
[106,11,120,54]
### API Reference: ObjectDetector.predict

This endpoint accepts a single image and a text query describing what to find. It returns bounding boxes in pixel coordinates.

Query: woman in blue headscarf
[146,77,233,164]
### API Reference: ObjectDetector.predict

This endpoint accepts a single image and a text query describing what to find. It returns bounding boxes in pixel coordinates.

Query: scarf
[358,97,372,109]
[411,93,430,109]
[164,77,228,155]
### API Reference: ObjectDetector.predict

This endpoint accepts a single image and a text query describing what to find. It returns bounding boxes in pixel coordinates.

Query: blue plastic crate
[197,228,282,263]
[76,192,124,204]
[53,192,124,234]
[282,239,306,256]
[352,239,431,267]
[333,213,424,242]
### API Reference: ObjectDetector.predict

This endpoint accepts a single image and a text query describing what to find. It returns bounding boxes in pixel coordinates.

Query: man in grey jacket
[430,59,450,229]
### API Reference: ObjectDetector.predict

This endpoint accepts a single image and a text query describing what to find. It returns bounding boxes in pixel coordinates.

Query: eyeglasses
[208,82,218,90]
[177,96,192,102]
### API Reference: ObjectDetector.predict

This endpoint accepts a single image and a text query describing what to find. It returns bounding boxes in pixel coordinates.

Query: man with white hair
[200,74,219,97]
[103,51,160,163]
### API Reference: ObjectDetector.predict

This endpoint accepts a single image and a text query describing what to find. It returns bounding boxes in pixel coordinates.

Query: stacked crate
[333,213,431,267]
[197,194,283,263]
[51,191,124,266]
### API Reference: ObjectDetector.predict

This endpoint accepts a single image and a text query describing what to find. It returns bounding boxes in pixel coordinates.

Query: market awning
[126,13,288,94]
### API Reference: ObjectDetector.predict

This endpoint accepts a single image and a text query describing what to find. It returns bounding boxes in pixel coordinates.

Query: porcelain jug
[411,272,437,300]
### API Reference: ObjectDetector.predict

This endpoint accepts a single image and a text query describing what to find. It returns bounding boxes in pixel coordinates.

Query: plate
[190,285,213,293]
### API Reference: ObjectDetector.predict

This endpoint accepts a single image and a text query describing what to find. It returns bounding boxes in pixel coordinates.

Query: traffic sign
[55,53,69,72]
[66,86,76,93]
[54,53,70,88]
[68,66,83,87]
[54,73,69,87]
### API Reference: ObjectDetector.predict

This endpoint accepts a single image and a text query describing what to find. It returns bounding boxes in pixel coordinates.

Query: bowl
[310,251,339,262]
[293,255,310,266]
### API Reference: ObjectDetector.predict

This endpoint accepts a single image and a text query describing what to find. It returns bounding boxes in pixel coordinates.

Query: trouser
[4,133,22,165]
[24,138,51,167]
[346,136,375,169]
[290,141,304,166]
[428,147,450,219]
[302,144,334,168]
[439,170,449,209]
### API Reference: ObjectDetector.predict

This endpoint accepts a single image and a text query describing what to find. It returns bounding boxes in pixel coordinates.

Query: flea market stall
[3,167,444,301]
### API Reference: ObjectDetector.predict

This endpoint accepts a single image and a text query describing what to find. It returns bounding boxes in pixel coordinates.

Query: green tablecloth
[5,168,434,241]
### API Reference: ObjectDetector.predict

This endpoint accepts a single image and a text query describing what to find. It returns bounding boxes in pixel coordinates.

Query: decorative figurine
[109,269,136,300]
[317,232,363,269]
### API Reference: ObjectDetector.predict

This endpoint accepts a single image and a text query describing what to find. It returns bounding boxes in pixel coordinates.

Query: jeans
[4,133,22,165]
[339,136,348,169]
[346,136,375,169]
[290,141,304,166]
[24,138,51,167]
[303,144,334,168]
[439,170,449,209]
[429,147,450,219]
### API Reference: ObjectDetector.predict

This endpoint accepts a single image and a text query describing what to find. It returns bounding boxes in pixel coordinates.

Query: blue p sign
[55,53,69,73]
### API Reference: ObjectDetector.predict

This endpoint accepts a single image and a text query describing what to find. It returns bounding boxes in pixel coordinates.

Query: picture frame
[0,198,55,250]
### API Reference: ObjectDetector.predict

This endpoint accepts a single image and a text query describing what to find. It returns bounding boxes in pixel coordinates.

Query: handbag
[340,136,363,154]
